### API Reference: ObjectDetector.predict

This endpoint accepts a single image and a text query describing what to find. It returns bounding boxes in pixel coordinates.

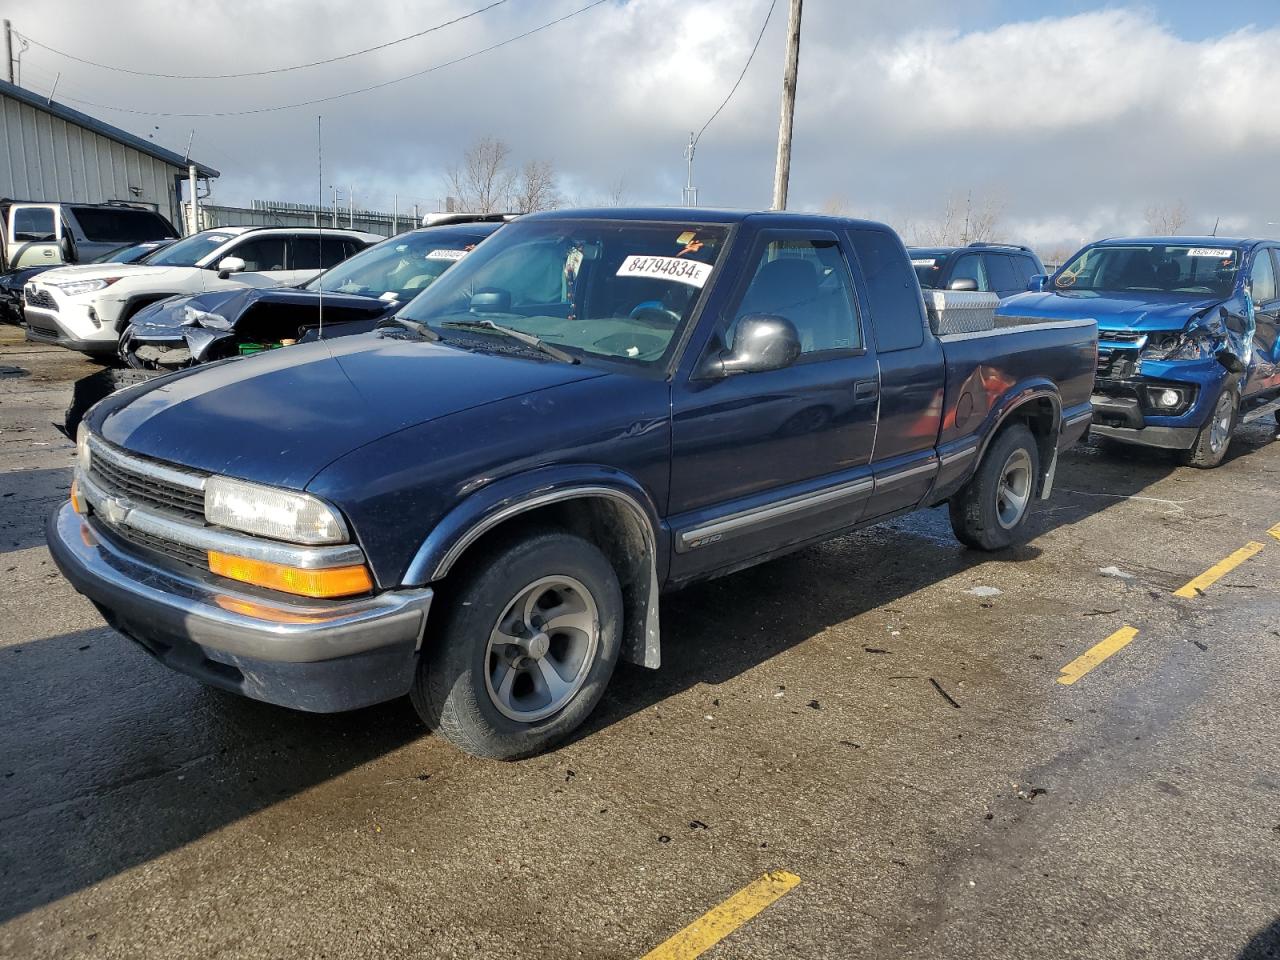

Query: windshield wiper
[439,319,578,364]
[376,316,440,341]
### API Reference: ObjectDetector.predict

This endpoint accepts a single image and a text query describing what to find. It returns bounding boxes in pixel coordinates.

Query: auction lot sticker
[617,255,712,288]
[1186,248,1235,258]
[426,249,468,261]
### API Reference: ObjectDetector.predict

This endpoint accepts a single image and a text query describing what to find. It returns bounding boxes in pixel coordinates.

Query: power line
[692,0,777,151]
[14,0,511,80]
[50,0,609,119]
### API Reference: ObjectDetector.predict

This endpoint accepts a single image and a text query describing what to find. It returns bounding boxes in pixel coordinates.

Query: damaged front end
[120,291,274,371]
[1091,302,1252,448]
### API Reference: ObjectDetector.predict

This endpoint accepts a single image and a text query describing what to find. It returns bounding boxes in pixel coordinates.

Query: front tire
[949,423,1040,551]
[1180,384,1237,469]
[411,531,622,760]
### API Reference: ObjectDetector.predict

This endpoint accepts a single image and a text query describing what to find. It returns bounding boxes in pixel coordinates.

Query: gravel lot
[2,324,1278,959]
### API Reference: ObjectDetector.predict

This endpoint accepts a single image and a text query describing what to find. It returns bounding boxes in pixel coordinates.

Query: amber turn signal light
[207,551,373,599]
[70,477,87,515]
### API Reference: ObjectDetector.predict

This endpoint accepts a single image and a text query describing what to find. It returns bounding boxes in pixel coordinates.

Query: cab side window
[1251,248,1278,304]
[950,254,989,291]
[730,237,862,355]
[290,236,353,271]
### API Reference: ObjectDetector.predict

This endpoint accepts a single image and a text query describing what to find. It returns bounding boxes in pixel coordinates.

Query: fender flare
[975,381,1063,494]
[402,466,665,669]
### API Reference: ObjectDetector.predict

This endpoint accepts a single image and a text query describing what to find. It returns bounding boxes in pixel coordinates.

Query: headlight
[204,476,348,545]
[49,277,119,297]
[75,422,91,474]
[179,304,231,329]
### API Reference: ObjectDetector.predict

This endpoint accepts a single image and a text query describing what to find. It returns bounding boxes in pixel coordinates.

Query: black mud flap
[58,368,159,439]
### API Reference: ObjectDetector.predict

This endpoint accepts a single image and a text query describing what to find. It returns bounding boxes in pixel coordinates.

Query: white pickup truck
[24,225,380,356]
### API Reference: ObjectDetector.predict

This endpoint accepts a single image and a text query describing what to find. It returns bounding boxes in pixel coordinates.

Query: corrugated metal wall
[0,91,182,225]
[188,202,404,238]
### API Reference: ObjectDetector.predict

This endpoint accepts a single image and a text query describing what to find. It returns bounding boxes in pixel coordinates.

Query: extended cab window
[1251,247,1277,304]
[730,237,861,354]
[848,228,926,352]
[12,207,56,242]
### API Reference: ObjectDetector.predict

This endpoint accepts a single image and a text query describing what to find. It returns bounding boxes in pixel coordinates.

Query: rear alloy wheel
[949,423,1040,551]
[1181,385,1237,469]
[411,531,622,760]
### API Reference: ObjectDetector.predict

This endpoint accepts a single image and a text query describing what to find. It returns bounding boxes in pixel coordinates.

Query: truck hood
[999,289,1223,332]
[88,335,604,489]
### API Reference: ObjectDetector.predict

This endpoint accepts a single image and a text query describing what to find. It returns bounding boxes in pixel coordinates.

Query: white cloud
[7,1,1279,249]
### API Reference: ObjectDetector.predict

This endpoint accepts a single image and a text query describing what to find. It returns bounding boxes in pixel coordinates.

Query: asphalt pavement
[1,324,1278,959]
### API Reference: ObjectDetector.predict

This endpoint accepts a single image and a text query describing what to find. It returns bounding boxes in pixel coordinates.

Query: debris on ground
[1099,566,1136,580]
[807,700,821,710]
[1015,787,1048,801]
[863,647,890,654]
[966,586,1002,597]
[929,678,961,709]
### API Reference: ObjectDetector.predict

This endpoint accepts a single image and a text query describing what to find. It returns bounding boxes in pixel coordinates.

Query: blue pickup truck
[1000,236,1280,467]
[49,209,1095,759]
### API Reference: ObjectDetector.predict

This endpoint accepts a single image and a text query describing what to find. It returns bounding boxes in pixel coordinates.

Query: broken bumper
[1091,357,1225,450]
[47,502,433,712]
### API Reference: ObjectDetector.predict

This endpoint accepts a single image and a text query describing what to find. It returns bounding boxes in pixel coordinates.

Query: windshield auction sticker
[617,255,712,288]
[426,249,467,261]
[1186,248,1235,258]
[911,258,937,266]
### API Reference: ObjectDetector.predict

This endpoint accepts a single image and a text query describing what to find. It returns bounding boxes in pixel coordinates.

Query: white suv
[24,226,379,356]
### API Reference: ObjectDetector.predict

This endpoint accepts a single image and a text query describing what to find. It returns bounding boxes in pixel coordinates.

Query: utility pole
[3,21,13,85]
[187,164,199,234]
[770,0,803,210]
[329,186,341,227]
[683,132,698,207]
[348,184,354,229]
[392,194,398,235]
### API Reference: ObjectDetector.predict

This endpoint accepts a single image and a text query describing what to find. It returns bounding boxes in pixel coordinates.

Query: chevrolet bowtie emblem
[101,494,131,525]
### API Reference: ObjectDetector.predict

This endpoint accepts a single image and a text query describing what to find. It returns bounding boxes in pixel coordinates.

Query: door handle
[854,379,879,400]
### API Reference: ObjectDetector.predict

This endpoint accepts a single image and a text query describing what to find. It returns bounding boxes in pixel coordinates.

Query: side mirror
[948,277,979,292]
[216,256,246,279]
[1216,349,1244,373]
[469,287,511,313]
[719,314,801,375]
[1027,274,1049,292]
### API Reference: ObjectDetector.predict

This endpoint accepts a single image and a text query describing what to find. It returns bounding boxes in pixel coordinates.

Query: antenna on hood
[316,114,324,340]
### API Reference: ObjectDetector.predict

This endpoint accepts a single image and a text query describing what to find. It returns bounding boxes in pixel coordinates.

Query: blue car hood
[130,285,389,329]
[1000,289,1223,333]
[89,335,604,489]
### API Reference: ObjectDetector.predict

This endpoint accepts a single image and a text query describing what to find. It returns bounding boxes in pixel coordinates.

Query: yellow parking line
[1268,522,1280,543]
[1172,541,1264,599]
[641,871,801,960]
[1057,626,1140,686]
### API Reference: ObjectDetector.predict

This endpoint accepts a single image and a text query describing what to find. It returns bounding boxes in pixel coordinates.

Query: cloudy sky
[7,0,1280,253]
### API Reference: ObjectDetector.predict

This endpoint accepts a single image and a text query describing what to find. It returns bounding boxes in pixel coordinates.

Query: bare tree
[915,191,1004,246]
[1143,200,1188,235]
[511,159,560,214]
[447,137,516,214]
[820,194,854,217]
[603,177,629,207]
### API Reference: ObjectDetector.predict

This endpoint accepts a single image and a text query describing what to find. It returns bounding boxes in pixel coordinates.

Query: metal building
[0,78,218,228]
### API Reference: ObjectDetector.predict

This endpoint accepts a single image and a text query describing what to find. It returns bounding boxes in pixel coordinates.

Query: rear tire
[1180,384,1237,469]
[949,423,1040,551]
[410,531,622,760]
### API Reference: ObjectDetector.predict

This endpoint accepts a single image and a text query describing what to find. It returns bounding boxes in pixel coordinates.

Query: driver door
[7,205,63,269]
[1246,246,1280,395]
[667,230,881,582]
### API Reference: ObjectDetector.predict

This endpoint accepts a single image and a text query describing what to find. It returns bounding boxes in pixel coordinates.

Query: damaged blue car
[1000,237,1280,466]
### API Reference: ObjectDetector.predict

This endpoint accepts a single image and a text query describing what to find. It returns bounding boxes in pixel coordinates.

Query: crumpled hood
[88,334,604,489]
[999,289,1223,332]
[129,286,388,330]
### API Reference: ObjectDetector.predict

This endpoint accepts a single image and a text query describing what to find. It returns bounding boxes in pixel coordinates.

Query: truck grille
[105,521,208,569]
[87,439,207,522]
[24,286,57,311]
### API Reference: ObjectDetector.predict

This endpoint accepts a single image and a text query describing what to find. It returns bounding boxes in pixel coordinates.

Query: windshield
[398,219,729,367]
[144,231,237,268]
[305,230,487,300]
[1055,244,1242,298]
[910,251,951,289]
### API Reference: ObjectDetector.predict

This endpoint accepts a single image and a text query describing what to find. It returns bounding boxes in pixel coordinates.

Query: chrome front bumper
[47,503,433,711]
